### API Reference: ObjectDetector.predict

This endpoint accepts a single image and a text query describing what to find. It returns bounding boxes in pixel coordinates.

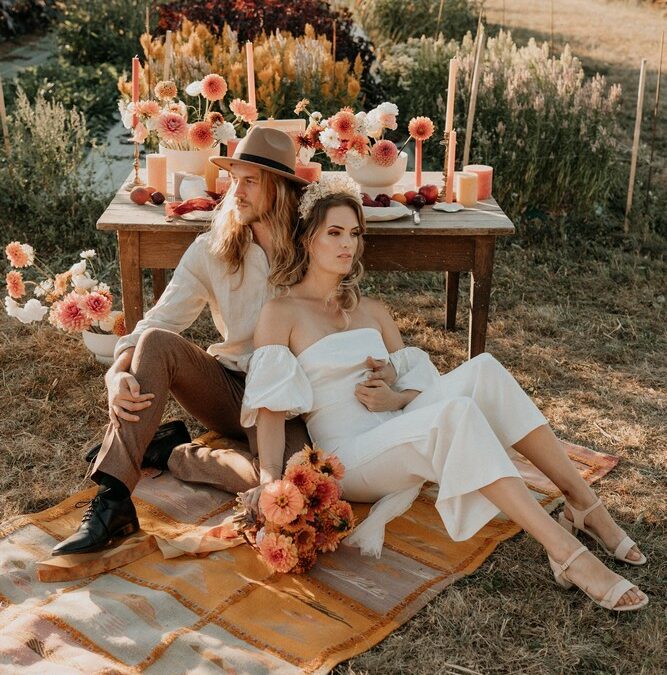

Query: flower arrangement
[118,73,257,150]
[236,446,355,574]
[294,99,415,169]
[3,242,126,337]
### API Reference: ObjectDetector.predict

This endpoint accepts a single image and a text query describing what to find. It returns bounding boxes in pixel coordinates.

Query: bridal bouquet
[236,446,355,574]
[4,242,126,336]
[119,74,258,150]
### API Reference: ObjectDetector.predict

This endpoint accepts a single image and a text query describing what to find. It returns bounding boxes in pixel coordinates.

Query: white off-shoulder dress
[241,328,547,557]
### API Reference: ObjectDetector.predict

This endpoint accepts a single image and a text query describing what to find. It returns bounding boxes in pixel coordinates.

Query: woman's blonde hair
[273,193,366,321]
[207,169,302,286]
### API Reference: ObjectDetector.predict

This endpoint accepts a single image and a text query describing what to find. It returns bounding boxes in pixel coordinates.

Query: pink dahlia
[82,291,112,321]
[329,110,356,140]
[408,116,435,141]
[258,532,299,573]
[259,480,305,526]
[188,121,215,150]
[201,74,228,101]
[154,80,177,101]
[229,98,258,123]
[349,133,370,156]
[156,113,188,144]
[319,454,345,480]
[51,292,92,333]
[5,271,26,299]
[370,139,398,167]
[284,463,320,497]
[5,241,34,268]
[138,100,161,117]
[205,111,225,126]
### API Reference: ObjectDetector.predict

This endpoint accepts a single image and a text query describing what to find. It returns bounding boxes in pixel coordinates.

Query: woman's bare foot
[564,488,644,562]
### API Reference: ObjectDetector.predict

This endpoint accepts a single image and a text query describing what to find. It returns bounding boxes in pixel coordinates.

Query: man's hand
[365,356,397,386]
[106,371,154,428]
[239,484,265,519]
[355,378,405,412]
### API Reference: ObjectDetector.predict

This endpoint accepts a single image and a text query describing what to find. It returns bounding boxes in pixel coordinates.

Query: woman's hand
[106,370,154,428]
[355,378,406,412]
[239,484,265,519]
[365,356,397,386]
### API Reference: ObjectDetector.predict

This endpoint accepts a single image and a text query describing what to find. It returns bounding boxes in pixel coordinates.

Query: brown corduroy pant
[91,327,310,494]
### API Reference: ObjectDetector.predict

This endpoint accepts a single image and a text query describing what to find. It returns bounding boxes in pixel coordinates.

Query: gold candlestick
[125,141,145,190]
[438,130,450,202]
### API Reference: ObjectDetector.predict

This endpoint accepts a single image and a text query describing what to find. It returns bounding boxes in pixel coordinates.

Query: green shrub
[380,31,625,225]
[0,0,58,38]
[352,0,478,45]
[0,89,114,257]
[54,0,148,67]
[6,58,120,141]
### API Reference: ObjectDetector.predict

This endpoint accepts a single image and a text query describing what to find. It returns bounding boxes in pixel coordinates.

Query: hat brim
[210,156,310,185]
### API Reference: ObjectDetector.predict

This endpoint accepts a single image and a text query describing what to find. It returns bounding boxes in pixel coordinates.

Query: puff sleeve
[388,346,440,392]
[240,345,314,427]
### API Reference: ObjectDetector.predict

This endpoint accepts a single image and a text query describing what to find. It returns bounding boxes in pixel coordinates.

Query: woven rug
[0,442,617,674]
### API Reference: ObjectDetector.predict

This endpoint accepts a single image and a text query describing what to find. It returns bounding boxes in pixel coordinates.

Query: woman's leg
[512,426,643,561]
[479,477,646,608]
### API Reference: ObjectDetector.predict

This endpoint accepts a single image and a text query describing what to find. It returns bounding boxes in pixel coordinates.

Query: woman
[240,175,647,612]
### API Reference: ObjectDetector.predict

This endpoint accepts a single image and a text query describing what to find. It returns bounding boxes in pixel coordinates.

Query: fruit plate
[363,200,411,222]
[180,210,215,221]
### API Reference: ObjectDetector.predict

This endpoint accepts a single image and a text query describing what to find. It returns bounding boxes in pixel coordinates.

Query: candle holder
[438,131,450,202]
[124,141,145,191]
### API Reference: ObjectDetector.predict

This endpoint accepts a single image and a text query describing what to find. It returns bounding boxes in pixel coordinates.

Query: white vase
[345,151,408,197]
[159,144,221,176]
[82,330,119,365]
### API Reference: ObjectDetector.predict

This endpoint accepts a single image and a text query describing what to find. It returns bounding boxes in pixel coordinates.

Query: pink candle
[131,56,140,128]
[415,139,422,189]
[295,161,322,182]
[246,41,256,109]
[226,138,241,157]
[463,164,493,199]
[444,59,458,134]
[445,131,457,203]
[146,153,167,195]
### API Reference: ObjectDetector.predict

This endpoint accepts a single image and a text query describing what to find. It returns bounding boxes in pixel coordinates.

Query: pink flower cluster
[49,290,113,333]
[244,446,355,574]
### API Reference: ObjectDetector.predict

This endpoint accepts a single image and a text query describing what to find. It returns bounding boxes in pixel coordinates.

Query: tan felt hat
[210,126,310,185]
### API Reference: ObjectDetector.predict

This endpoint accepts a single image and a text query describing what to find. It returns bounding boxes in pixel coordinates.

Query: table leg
[468,237,495,359]
[118,231,143,333]
[445,271,460,330]
[151,269,167,304]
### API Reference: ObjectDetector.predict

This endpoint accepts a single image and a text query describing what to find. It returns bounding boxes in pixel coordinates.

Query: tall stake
[436,0,446,36]
[625,59,648,233]
[550,0,554,52]
[164,30,173,81]
[145,3,150,37]
[332,19,337,87]
[0,77,10,155]
[463,25,485,167]
[645,31,664,216]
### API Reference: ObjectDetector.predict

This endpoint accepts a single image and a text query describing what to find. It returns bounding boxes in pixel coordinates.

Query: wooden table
[97,171,514,359]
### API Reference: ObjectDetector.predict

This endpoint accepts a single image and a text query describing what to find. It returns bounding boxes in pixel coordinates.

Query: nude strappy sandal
[558,497,647,566]
[548,545,648,612]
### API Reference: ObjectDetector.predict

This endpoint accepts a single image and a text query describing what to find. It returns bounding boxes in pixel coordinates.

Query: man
[53,127,312,556]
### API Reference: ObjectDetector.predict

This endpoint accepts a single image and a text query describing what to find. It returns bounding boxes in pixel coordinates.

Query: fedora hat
[210,126,309,185]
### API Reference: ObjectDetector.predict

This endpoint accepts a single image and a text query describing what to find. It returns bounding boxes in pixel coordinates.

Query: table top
[97,170,515,237]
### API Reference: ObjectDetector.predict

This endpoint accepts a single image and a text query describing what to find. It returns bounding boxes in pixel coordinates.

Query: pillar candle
[131,56,140,128]
[246,41,256,109]
[295,161,322,182]
[226,138,241,157]
[444,58,458,134]
[146,153,167,195]
[215,175,231,196]
[463,164,493,199]
[455,172,478,207]
[204,158,219,192]
[445,131,457,202]
[415,139,423,189]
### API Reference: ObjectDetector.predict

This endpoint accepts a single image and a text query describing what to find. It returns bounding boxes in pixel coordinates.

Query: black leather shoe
[85,420,191,468]
[52,490,139,556]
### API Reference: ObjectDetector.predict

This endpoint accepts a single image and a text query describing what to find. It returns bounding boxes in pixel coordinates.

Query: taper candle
[415,139,423,189]
[146,153,167,195]
[445,131,457,202]
[463,164,493,199]
[246,41,256,109]
[131,56,140,128]
[444,58,458,134]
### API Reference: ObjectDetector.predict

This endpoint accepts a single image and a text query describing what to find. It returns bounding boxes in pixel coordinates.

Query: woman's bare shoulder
[255,295,300,347]
[359,296,391,319]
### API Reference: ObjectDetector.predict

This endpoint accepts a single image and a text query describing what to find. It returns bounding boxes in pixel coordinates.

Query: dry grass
[1,241,665,673]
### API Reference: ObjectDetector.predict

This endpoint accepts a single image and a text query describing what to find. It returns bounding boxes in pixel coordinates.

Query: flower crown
[298,174,362,221]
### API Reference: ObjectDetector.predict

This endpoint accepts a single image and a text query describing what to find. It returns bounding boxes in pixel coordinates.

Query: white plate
[363,200,410,222]
[180,209,215,221]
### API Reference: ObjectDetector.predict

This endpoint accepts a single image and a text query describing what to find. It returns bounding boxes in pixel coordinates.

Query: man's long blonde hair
[208,169,302,285]
[273,194,366,321]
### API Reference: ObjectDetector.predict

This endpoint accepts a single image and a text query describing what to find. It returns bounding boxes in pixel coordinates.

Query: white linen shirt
[113,232,272,372]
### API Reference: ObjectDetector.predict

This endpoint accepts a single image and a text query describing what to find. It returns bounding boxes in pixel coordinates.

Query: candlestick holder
[438,131,450,202]
[124,141,145,191]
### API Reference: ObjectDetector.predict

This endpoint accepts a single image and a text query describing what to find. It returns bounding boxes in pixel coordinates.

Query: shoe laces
[75,495,102,523]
